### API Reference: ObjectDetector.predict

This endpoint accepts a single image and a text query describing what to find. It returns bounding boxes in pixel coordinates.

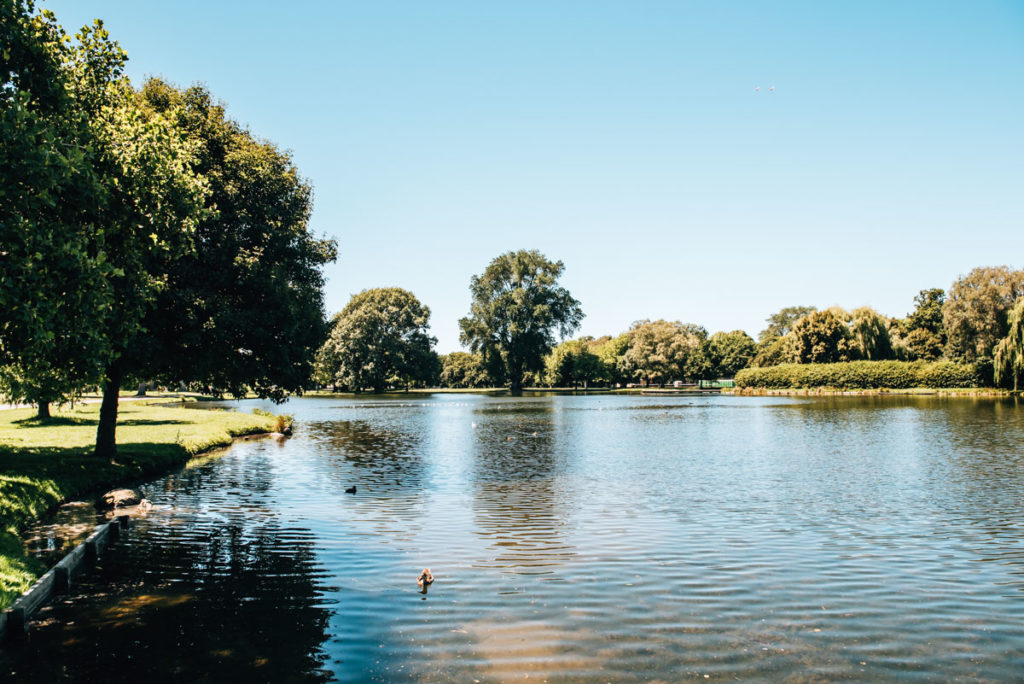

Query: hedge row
[734,361,982,390]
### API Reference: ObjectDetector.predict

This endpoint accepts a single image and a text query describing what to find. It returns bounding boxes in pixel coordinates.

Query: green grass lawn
[0,400,277,610]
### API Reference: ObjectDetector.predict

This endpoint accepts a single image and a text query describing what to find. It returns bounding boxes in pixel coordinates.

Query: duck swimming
[345,485,357,494]
[417,568,434,586]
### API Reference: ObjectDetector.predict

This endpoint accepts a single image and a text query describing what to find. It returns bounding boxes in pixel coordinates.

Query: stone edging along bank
[0,428,284,638]
[1,515,131,641]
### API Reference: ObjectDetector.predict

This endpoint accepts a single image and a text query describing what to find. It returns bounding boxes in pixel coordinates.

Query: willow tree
[943,266,1024,363]
[848,307,896,361]
[994,298,1024,391]
[459,250,583,392]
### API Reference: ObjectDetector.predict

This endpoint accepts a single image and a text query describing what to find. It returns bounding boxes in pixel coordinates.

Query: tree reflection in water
[469,402,577,575]
[4,452,334,683]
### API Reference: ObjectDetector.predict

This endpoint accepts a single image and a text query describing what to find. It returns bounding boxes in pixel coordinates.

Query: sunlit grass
[0,401,276,609]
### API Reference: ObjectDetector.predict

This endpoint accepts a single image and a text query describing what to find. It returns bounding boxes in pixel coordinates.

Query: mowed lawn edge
[0,401,277,609]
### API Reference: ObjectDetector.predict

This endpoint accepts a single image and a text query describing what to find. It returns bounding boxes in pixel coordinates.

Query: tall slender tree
[994,298,1024,391]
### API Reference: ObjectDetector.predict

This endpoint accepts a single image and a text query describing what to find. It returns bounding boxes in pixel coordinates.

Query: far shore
[725,387,1012,397]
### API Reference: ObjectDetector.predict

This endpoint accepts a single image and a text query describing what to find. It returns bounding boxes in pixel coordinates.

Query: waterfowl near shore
[345,485,357,494]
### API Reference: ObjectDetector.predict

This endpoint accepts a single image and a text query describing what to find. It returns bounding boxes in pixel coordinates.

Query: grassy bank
[0,401,277,610]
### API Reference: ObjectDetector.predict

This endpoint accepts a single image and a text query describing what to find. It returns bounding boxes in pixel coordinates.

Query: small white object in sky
[754,86,760,92]
[769,85,775,92]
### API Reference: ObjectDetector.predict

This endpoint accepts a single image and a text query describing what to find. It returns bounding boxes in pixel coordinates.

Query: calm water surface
[5,394,1024,681]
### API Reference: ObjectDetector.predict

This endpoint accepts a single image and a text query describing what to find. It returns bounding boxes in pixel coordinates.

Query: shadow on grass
[0,441,200,611]
[12,418,190,429]
[12,416,98,427]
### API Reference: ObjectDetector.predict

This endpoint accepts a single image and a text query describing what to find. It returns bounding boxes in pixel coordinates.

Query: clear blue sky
[46,1,1024,351]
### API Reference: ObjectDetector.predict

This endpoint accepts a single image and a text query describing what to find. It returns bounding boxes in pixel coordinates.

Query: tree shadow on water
[3,521,334,682]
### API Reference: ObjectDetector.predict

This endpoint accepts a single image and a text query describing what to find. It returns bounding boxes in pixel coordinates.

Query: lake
[4,393,1024,681]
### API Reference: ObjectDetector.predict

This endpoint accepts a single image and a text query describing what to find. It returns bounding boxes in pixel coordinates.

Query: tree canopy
[623,320,708,386]
[897,289,946,361]
[439,352,489,388]
[848,307,896,361]
[943,266,1024,363]
[759,306,817,342]
[316,288,438,393]
[0,3,114,416]
[543,339,604,388]
[128,80,337,400]
[2,3,337,457]
[787,309,857,364]
[706,330,757,378]
[459,250,584,391]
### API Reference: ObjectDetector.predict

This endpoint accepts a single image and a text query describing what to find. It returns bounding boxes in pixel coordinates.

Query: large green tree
[0,3,113,417]
[897,288,946,361]
[316,288,437,393]
[130,80,336,400]
[623,320,707,386]
[591,333,631,387]
[91,79,208,460]
[439,352,489,388]
[459,250,584,391]
[543,338,604,388]
[705,330,756,378]
[787,309,858,364]
[943,266,1024,363]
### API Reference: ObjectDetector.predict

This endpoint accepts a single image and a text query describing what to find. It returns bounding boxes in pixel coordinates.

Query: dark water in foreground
[4,394,1024,682]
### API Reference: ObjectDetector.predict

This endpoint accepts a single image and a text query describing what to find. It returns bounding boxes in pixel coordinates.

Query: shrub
[734,360,980,389]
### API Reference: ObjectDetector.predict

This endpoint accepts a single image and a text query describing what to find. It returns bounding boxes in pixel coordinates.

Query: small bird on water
[345,485,357,494]
[417,568,434,586]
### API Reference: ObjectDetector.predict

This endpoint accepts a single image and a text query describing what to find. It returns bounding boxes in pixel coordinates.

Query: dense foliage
[316,288,438,393]
[735,361,980,390]
[459,250,584,391]
[543,339,604,388]
[896,289,946,361]
[706,330,757,378]
[131,80,336,401]
[623,320,710,386]
[943,266,1024,363]
[439,352,489,388]
[1,4,114,415]
[1,2,336,458]
[787,309,858,364]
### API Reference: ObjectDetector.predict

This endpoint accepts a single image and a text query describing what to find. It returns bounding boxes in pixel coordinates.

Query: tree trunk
[95,363,123,462]
[136,381,147,397]
[36,401,50,420]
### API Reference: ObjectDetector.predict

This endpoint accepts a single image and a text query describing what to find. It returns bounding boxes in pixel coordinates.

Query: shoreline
[725,387,1012,397]
[0,401,279,611]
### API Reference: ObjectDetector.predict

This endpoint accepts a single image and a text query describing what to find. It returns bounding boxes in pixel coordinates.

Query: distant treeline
[313,264,1024,392]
